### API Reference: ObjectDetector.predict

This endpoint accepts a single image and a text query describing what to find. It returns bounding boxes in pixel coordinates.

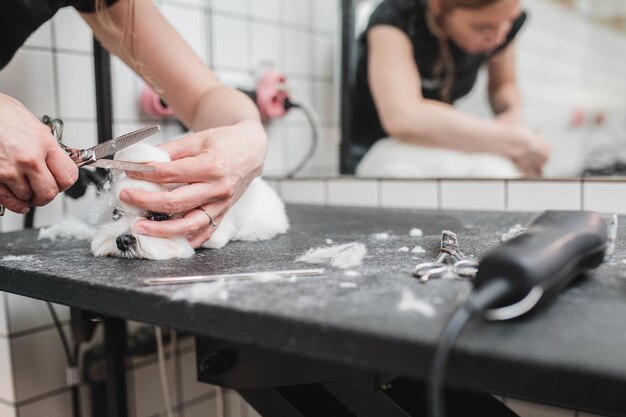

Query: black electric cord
[47,303,82,417]
[284,99,320,178]
[428,278,513,417]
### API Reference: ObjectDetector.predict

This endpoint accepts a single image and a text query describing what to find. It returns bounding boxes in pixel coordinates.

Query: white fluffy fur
[91,143,289,260]
[356,138,520,179]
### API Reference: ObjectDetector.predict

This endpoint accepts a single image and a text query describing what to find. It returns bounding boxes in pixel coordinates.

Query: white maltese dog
[356,138,520,178]
[91,143,289,260]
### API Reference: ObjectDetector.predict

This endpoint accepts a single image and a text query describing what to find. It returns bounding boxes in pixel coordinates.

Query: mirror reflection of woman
[350,0,552,178]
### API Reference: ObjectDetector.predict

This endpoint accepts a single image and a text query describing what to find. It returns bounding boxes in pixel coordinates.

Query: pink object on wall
[570,108,585,128]
[140,86,175,117]
[594,111,606,126]
[256,69,290,120]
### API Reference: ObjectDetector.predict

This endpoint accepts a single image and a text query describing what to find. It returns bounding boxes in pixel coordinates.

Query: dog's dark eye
[147,212,170,222]
[112,208,122,221]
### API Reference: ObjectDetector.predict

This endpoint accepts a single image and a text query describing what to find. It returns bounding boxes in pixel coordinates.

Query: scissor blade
[90,125,161,160]
[90,159,156,172]
[143,269,325,286]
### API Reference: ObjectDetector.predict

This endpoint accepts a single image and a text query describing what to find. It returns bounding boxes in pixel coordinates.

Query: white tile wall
[283,28,312,76]
[17,391,72,417]
[131,358,175,417]
[24,20,53,49]
[212,0,247,15]
[0,50,57,118]
[284,125,315,174]
[314,80,339,124]
[250,0,281,21]
[57,53,97,119]
[0,403,15,417]
[11,326,70,401]
[583,181,626,214]
[184,397,220,417]
[283,0,311,27]
[211,14,249,70]
[0,296,6,337]
[507,181,582,212]
[33,195,65,229]
[327,179,378,207]
[263,123,287,176]
[440,180,506,211]
[61,121,98,154]
[251,22,283,69]
[313,0,339,33]
[179,351,213,403]
[0,212,24,234]
[313,35,335,78]
[164,0,205,8]
[4,295,68,335]
[162,4,208,63]
[380,180,438,209]
[0,337,15,403]
[53,8,93,53]
[280,180,326,205]
[111,56,145,122]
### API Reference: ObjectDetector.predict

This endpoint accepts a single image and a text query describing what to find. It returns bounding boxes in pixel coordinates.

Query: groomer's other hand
[120,119,267,248]
[510,127,552,177]
[0,93,78,214]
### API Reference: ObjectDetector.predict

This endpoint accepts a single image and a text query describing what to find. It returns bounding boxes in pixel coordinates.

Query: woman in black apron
[350,0,551,177]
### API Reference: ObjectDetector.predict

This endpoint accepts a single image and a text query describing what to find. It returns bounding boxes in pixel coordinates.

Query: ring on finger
[198,207,217,228]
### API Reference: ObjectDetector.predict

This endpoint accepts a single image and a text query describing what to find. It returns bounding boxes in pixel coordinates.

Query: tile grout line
[580,179,585,211]
[323,178,329,206]
[436,179,442,210]
[0,291,18,409]
[504,179,509,210]
[5,318,71,340]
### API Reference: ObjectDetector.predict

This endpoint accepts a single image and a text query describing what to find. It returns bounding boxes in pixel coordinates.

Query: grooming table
[1,205,626,417]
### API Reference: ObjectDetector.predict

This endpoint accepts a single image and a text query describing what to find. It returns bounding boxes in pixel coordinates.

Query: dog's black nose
[116,234,137,252]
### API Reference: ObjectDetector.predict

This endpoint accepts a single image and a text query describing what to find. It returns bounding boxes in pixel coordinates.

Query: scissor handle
[41,115,84,164]
[452,259,479,279]
[413,262,448,282]
[453,259,479,268]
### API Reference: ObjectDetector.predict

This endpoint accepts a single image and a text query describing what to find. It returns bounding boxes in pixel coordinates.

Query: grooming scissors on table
[0,116,160,216]
[413,230,479,283]
[143,268,326,286]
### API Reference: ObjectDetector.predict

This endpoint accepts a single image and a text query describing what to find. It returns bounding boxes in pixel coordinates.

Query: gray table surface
[1,205,625,411]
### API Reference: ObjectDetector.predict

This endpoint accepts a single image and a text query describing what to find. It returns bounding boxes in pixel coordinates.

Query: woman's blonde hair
[424,0,502,102]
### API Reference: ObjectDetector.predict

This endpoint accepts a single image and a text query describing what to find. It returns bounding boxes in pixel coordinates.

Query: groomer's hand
[510,128,552,177]
[0,93,78,214]
[120,119,267,247]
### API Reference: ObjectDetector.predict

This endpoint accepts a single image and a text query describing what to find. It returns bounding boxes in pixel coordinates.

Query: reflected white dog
[356,138,520,178]
[91,144,289,260]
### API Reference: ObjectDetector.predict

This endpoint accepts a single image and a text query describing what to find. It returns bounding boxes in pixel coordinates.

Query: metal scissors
[0,116,160,216]
[412,230,479,283]
[41,115,159,172]
[143,268,325,286]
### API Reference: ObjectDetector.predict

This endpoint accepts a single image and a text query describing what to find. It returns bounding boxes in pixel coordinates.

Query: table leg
[104,317,128,417]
